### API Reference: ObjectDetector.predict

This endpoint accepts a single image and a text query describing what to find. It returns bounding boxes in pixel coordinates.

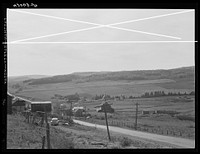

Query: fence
[82,118,194,139]
[22,111,51,149]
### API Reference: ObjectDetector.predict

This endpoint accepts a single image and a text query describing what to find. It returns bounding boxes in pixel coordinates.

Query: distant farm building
[31,101,52,113]
[7,92,52,114]
[72,106,85,117]
[12,99,28,112]
[95,102,114,113]
[11,95,32,113]
[142,110,157,115]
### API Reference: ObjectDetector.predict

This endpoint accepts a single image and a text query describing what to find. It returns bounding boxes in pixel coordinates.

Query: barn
[31,101,52,113]
[72,106,85,117]
[7,93,32,113]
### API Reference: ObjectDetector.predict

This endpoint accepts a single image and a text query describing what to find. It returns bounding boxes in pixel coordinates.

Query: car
[50,118,59,126]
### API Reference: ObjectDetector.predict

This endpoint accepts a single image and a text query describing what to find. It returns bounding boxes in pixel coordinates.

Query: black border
[1,1,199,153]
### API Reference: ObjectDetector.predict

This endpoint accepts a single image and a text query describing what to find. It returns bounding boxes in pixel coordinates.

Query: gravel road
[73,119,195,148]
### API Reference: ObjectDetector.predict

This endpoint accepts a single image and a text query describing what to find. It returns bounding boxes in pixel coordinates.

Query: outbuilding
[31,101,52,113]
[11,95,32,113]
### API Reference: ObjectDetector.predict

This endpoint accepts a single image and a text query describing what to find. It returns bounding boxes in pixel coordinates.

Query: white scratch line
[10,26,104,43]
[10,25,181,43]
[106,26,181,40]
[8,9,192,42]
[109,10,194,26]
[8,9,101,26]
[7,41,197,44]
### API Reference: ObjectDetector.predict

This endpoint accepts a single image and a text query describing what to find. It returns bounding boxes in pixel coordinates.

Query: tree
[190,91,195,95]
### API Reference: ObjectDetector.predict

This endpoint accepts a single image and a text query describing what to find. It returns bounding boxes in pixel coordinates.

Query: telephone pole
[85,106,87,120]
[104,104,111,141]
[135,102,139,130]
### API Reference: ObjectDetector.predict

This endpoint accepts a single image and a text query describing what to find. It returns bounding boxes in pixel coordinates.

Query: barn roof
[7,92,14,97]
[31,101,51,104]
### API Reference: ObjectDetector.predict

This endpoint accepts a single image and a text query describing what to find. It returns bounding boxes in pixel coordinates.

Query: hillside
[22,66,195,85]
[8,75,51,83]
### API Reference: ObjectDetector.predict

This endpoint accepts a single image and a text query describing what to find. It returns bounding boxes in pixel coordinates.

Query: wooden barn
[12,97,31,113]
[31,101,52,113]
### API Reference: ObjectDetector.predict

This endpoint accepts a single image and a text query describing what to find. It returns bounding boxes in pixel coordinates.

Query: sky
[7,9,195,76]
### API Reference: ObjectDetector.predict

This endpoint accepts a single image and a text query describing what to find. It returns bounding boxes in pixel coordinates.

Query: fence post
[41,115,44,127]
[27,113,29,123]
[135,103,139,130]
[42,136,45,149]
[45,113,51,149]
[32,113,36,124]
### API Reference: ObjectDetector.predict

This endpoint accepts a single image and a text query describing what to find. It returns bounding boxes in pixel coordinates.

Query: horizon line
[8,65,195,77]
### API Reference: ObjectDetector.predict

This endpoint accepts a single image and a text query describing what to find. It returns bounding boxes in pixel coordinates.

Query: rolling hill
[7,66,195,101]
[22,66,194,85]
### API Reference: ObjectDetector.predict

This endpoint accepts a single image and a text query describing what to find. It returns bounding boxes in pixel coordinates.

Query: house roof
[72,106,84,110]
[94,102,112,108]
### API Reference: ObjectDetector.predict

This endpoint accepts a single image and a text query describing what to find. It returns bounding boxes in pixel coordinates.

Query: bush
[51,128,74,149]
[119,137,132,147]
[176,115,195,122]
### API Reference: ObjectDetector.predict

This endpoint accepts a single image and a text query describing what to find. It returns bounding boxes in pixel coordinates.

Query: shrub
[119,137,132,147]
[51,128,75,149]
[176,115,195,122]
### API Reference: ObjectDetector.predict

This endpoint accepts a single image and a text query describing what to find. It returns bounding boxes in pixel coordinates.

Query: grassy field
[7,76,195,141]
[9,78,194,101]
[6,113,178,149]
[75,95,195,139]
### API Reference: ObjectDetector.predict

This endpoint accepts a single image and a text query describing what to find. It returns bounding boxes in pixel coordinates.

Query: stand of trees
[141,91,195,98]
[52,93,80,101]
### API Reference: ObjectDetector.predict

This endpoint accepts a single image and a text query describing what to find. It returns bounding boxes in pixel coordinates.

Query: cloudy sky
[7,9,195,76]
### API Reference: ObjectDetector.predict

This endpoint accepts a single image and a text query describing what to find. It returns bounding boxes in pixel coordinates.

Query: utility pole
[104,105,111,141]
[85,106,87,120]
[102,102,111,141]
[70,101,72,121]
[135,102,139,130]
[45,112,51,149]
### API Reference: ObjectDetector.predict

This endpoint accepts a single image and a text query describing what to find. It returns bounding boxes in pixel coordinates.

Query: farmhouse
[72,106,85,117]
[31,101,52,113]
[12,98,29,112]
[95,102,114,113]
[10,94,32,113]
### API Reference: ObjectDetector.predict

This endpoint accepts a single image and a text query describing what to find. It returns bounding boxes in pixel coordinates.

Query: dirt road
[73,119,195,148]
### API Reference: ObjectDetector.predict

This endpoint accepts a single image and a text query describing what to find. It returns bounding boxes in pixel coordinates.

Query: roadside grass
[7,114,75,149]
[7,112,179,149]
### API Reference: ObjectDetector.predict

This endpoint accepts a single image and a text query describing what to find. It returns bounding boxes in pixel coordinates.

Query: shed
[74,109,84,117]
[73,106,85,117]
[31,101,52,113]
[12,96,31,113]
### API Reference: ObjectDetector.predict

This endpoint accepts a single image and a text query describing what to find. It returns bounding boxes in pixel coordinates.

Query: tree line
[140,91,195,98]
